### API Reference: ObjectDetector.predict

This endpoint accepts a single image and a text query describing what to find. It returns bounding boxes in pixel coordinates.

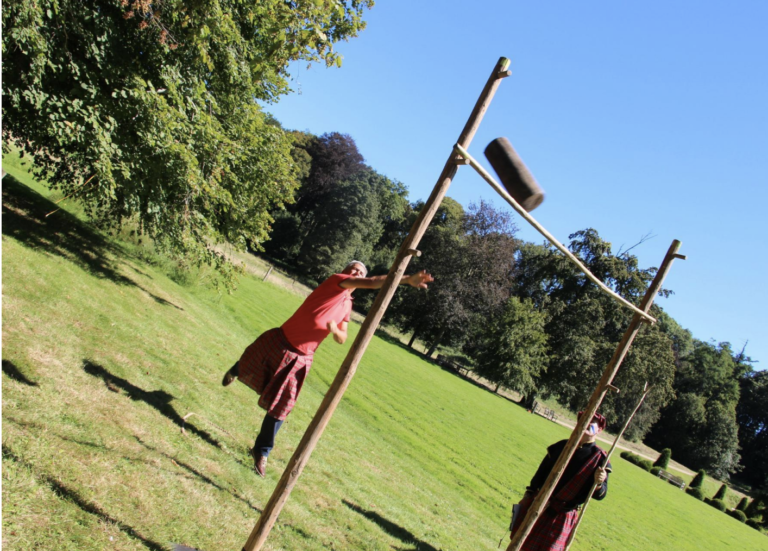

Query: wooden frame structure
[242,56,514,551]
[506,242,683,551]
[240,56,685,551]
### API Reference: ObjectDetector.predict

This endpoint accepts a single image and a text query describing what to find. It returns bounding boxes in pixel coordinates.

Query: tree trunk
[495,382,502,393]
[407,329,419,349]
[520,393,537,410]
[425,328,446,358]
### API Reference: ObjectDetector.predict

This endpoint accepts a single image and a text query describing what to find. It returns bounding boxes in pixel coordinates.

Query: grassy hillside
[3,155,766,550]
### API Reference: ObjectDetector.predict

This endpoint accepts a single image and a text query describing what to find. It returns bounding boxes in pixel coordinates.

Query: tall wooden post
[507,240,684,551]
[242,57,512,551]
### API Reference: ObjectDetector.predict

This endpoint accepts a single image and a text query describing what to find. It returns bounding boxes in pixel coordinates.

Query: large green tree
[471,296,548,397]
[646,340,744,479]
[391,200,519,356]
[512,229,676,438]
[736,368,768,490]
[293,168,408,284]
[2,0,373,282]
[264,131,369,266]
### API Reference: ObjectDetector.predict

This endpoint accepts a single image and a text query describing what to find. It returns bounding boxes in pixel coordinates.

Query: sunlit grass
[3,155,765,550]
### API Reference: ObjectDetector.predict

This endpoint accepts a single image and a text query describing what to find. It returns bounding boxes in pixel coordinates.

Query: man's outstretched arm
[339,270,434,290]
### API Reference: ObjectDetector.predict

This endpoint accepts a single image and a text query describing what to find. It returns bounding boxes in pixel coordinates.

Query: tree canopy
[2,0,373,284]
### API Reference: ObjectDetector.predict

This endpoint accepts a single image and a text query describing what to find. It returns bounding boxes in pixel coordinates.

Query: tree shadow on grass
[343,500,441,551]
[2,359,39,386]
[2,175,183,310]
[82,360,223,450]
[372,328,421,355]
[133,436,262,513]
[1,444,167,551]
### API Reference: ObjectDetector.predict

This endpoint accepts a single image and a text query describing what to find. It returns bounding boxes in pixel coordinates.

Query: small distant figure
[222,260,433,477]
[509,412,611,551]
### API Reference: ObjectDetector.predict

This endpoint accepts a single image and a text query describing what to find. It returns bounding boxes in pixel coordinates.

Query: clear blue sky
[263,1,767,368]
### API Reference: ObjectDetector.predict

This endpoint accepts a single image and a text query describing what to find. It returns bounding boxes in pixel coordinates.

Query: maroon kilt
[518,506,578,551]
[512,446,606,551]
[237,328,313,421]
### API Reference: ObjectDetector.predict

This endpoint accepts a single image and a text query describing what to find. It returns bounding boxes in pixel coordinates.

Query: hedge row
[619,451,652,472]
[621,452,764,532]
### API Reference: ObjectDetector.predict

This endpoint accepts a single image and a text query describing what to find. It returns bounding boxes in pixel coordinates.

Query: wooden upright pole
[242,57,512,551]
[507,240,684,551]
[563,382,654,551]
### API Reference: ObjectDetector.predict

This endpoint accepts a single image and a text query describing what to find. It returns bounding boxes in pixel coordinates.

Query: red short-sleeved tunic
[281,273,353,355]
[237,273,353,419]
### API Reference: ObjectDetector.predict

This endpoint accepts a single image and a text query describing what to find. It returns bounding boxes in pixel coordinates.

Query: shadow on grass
[343,500,440,551]
[2,359,39,386]
[2,175,183,310]
[1,444,167,551]
[82,360,223,450]
[134,437,262,513]
[372,328,421,355]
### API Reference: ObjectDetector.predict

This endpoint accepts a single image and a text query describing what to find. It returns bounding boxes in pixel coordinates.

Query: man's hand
[594,466,607,485]
[327,320,348,344]
[406,270,434,289]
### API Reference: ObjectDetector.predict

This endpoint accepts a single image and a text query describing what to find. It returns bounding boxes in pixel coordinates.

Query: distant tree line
[261,127,764,489]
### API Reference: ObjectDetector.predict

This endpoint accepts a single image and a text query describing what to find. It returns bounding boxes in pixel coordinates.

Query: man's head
[578,411,607,444]
[342,261,367,278]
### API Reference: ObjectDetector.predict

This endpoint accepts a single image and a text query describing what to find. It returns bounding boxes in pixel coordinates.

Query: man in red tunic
[510,412,611,551]
[222,260,433,477]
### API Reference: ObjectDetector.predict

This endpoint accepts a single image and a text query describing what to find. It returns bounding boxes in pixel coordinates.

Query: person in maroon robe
[510,412,611,550]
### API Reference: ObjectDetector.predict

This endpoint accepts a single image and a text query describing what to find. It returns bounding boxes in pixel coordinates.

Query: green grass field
[3,155,766,550]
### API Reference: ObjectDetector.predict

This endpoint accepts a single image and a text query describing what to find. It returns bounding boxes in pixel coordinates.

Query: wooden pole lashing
[241,56,512,551]
[563,382,654,551]
[507,240,684,551]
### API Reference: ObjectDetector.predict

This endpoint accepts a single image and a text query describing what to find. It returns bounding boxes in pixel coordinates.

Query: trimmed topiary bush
[713,483,728,501]
[728,509,747,523]
[708,499,727,512]
[746,518,763,530]
[686,487,704,500]
[690,469,706,489]
[736,497,749,511]
[650,466,662,476]
[639,459,653,472]
[620,451,642,466]
[653,448,671,469]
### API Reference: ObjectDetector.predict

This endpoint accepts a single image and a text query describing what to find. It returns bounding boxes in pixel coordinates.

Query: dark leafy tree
[2,0,372,284]
[737,369,768,492]
[293,132,367,227]
[647,340,743,479]
[289,168,408,285]
[391,200,518,356]
[601,326,676,441]
[514,229,675,440]
[471,297,548,396]
[265,131,368,264]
